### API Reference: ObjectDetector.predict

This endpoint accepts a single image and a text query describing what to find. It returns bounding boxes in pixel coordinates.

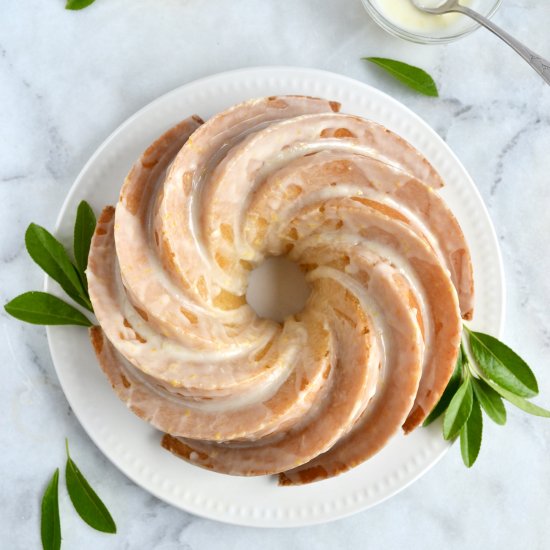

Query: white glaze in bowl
[362,0,502,44]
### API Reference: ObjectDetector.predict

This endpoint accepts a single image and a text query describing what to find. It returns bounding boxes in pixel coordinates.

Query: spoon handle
[454,6,550,85]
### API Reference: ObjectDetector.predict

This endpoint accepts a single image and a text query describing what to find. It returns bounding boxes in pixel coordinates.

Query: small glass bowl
[361,0,502,44]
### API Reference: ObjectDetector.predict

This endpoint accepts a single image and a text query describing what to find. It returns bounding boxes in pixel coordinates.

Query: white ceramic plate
[46,67,505,528]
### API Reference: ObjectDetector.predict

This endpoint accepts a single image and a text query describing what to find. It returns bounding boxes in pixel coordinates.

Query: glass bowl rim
[361,0,503,44]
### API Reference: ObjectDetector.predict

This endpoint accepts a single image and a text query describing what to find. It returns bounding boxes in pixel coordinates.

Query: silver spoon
[411,0,550,85]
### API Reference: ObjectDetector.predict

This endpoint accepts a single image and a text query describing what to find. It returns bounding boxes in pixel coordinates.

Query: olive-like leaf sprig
[39,441,117,550]
[424,326,549,467]
[4,201,96,327]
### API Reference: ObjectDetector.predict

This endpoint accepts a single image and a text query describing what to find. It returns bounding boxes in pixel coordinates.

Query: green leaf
[472,378,507,425]
[487,381,550,418]
[423,346,464,426]
[4,291,92,326]
[443,377,473,440]
[73,201,97,281]
[363,57,439,97]
[41,469,61,550]
[66,0,96,9]
[460,397,483,467]
[468,331,538,398]
[25,223,92,311]
[65,440,117,534]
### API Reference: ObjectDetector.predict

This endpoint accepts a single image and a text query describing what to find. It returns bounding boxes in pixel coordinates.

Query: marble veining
[1,0,549,548]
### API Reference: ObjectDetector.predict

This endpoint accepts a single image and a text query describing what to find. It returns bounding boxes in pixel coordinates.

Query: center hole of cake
[246,256,311,323]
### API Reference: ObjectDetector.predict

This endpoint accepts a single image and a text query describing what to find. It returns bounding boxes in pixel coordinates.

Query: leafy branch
[424,326,549,467]
[4,201,96,327]
[41,440,117,550]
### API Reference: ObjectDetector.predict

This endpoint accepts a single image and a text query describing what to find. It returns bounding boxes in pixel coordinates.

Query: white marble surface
[1,0,549,548]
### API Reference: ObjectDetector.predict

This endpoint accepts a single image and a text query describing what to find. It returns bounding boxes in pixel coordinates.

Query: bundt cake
[87,95,473,485]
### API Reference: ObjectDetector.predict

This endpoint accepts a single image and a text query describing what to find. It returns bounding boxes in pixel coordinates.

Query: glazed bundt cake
[87,95,473,485]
